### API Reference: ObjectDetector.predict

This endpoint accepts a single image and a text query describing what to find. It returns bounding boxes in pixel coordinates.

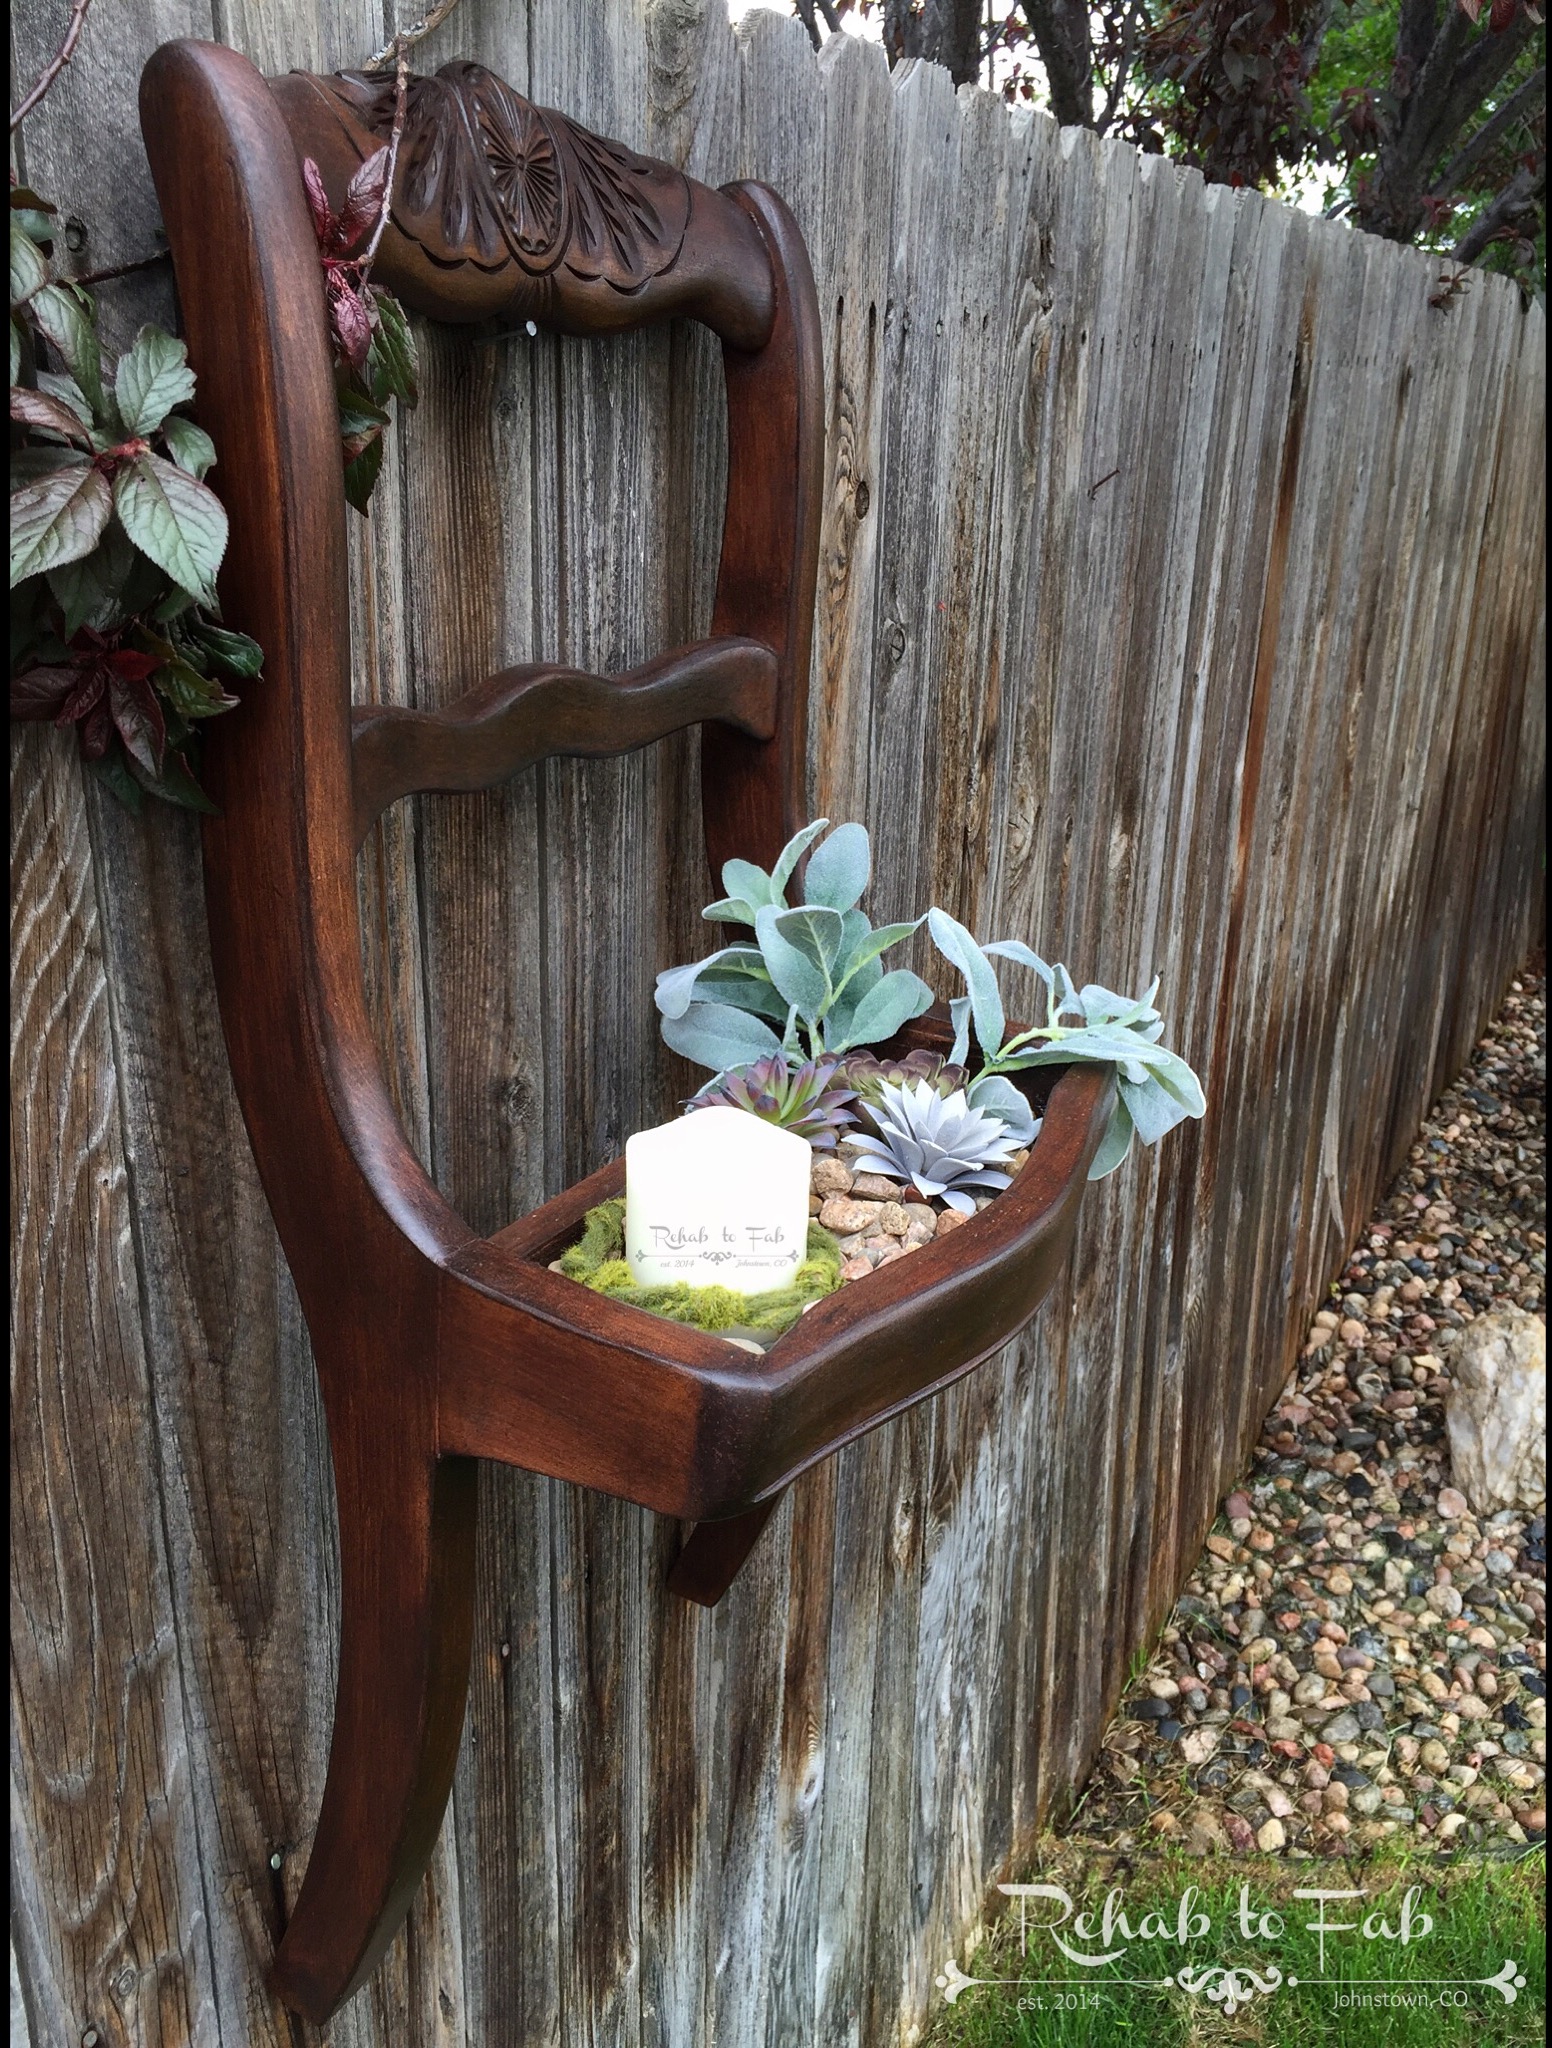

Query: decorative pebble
[1059,966,1546,1862]
[819,1195,883,1236]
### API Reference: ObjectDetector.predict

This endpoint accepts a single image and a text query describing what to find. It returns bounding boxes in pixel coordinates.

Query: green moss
[557,1197,844,1338]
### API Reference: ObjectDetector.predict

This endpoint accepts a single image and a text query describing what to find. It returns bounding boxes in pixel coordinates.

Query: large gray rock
[1444,1308,1546,1513]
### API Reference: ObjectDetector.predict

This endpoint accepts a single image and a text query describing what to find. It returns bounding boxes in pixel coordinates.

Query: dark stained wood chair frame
[138,39,1114,2024]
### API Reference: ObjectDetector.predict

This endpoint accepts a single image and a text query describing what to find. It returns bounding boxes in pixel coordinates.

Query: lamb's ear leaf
[769,817,829,903]
[983,939,1055,987]
[693,963,790,1026]
[1117,1072,1189,1147]
[927,908,1005,1058]
[661,1001,783,1074]
[654,945,765,1020]
[948,996,972,1067]
[702,895,760,925]
[754,904,832,1024]
[1052,962,1081,1018]
[834,916,922,990]
[828,969,934,1052]
[1136,1046,1205,1116]
[1086,1098,1135,1180]
[720,858,777,911]
[802,820,870,912]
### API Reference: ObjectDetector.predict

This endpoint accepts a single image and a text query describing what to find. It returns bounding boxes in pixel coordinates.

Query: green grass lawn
[926,1843,1545,2047]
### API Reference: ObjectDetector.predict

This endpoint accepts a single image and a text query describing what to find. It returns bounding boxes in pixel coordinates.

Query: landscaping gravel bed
[1070,965,1546,1861]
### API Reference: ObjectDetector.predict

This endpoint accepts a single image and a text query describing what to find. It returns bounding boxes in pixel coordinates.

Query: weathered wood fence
[10,1,1545,2043]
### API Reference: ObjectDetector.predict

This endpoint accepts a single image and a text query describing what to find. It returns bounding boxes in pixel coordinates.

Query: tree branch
[1418,11,1541,169]
[1095,0,1147,138]
[362,0,466,73]
[1429,64,1545,196]
[9,0,94,133]
[360,56,410,273]
[1452,158,1544,263]
[1020,0,1095,127]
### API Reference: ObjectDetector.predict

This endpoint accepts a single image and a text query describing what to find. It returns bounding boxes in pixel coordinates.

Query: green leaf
[46,522,135,636]
[10,317,21,387]
[28,283,105,417]
[35,369,92,424]
[753,902,831,1024]
[1086,1098,1135,1181]
[10,216,48,309]
[155,654,238,721]
[719,857,778,913]
[86,746,144,815]
[948,996,972,1066]
[188,619,263,678]
[654,945,769,1021]
[366,288,418,408]
[831,917,922,996]
[660,1000,783,1075]
[11,444,83,486]
[828,968,934,1052]
[692,963,789,1025]
[152,584,196,623]
[159,414,217,479]
[10,458,112,585]
[1117,1072,1190,1147]
[113,450,227,600]
[342,427,385,514]
[115,325,197,436]
[701,895,761,925]
[802,820,871,913]
[128,746,220,814]
[770,817,830,902]
[927,907,1006,1059]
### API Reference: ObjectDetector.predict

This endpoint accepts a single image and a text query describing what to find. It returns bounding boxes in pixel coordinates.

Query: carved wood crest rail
[138,39,1112,2023]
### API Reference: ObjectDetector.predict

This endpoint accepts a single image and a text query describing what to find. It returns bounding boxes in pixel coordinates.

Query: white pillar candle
[625,1106,811,1291]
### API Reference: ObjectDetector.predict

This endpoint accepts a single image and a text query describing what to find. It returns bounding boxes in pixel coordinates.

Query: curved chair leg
[667,1490,787,1607]
[272,1444,479,2023]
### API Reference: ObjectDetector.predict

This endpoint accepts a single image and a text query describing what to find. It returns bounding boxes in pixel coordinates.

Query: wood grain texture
[10,3,1545,2046]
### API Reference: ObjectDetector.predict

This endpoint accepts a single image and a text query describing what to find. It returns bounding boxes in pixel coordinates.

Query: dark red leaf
[301,158,336,248]
[56,668,106,727]
[329,279,374,372]
[105,647,165,687]
[10,386,92,445]
[77,692,114,759]
[336,147,390,255]
[109,665,167,777]
[10,664,78,719]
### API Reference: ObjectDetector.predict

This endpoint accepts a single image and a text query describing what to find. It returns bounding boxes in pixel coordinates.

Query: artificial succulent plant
[840,1047,969,1109]
[688,1053,859,1150]
[655,818,933,1073]
[845,1078,1021,1214]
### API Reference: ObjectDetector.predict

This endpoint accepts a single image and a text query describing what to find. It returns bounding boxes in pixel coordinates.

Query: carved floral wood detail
[297,62,691,290]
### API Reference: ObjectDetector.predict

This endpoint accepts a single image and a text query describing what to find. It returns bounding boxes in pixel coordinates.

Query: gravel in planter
[1067,966,1546,1862]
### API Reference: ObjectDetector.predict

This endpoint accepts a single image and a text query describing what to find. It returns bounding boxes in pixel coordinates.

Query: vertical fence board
[10,4,1545,2046]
